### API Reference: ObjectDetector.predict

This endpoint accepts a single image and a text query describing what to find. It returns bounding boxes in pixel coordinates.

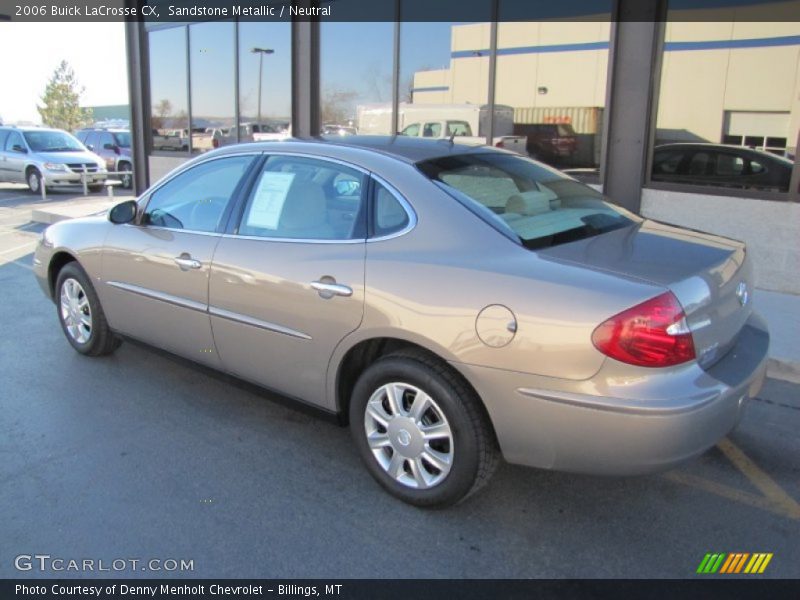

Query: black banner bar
[3,579,800,600]
[0,0,799,22]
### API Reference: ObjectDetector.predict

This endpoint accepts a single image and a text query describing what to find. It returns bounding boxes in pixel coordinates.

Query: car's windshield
[23,131,84,152]
[113,132,131,147]
[418,153,639,250]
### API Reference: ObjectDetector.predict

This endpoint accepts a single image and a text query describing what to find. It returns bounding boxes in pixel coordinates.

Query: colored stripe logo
[697,553,773,574]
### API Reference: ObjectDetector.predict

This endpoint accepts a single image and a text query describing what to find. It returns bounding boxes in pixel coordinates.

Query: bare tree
[321,87,358,125]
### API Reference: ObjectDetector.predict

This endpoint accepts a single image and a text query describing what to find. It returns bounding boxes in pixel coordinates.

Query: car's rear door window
[236,155,367,241]
[418,153,638,250]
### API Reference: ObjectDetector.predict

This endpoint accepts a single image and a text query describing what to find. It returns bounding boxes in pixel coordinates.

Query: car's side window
[652,150,684,175]
[83,132,98,150]
[0,130,9,150]
[5,131,24,152]
[423,122,442,138]
[237,155,366,241]
[372,181,411,238]
[99,133,115,149]
[143,155,254,233]
[401,123,420,137]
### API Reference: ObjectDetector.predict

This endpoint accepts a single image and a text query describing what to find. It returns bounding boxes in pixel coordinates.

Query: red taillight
[591,292,695,367]
[212,138,220,149]
[495,140,505,148]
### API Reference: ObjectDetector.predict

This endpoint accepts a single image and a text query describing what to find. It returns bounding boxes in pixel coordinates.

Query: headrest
[279,181,327,230]
[505,190,554,216]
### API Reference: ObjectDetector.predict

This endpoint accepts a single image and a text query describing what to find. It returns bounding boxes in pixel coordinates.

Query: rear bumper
[452,311,769,475]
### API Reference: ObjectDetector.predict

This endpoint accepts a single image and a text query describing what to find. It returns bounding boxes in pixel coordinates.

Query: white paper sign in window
[246,172,295,230]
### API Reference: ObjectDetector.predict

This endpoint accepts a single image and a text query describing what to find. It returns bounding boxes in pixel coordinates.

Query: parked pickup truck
[398,119,528,155]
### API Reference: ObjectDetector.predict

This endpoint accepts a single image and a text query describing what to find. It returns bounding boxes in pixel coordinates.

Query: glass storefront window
[651,13,799,194]
[494,4,612,176]
[238,22,292,143]
[148,27,189,154]
[189,22,235,154]
[399,0,491,141]
[320,19,394,135]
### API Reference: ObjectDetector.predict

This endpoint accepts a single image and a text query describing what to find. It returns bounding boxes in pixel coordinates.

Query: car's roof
[216,135,496,164]
[654,142,792,163]
[0,125,64,133]
[78,128,129,132]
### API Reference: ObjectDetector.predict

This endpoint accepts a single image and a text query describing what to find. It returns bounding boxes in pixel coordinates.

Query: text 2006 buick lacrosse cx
[34,136,769,507]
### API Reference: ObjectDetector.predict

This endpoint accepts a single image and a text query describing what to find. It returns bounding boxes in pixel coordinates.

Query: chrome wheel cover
[60,278,92,344]
[364,382,454,489]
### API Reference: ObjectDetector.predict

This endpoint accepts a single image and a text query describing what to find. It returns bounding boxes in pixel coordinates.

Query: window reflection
[189,22,235,154]
[399,0,491,142]
[494,6,612,175]
[652,11,799,193]
[321,19,394,134]
[238,22,292,142]
[148,27,189,154]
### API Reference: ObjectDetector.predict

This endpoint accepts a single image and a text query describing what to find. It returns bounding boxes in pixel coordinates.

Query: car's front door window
[143,155,254,233]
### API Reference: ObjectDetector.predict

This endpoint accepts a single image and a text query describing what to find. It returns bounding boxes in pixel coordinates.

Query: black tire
[55,262,121,356]
[118,162,133,189]
[88,184,103,193]
[26,167,44,194]
[350,349,497,507]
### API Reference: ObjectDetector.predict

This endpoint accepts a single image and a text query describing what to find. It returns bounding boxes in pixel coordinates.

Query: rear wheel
[350,350,497,507]
[55,262,121,356]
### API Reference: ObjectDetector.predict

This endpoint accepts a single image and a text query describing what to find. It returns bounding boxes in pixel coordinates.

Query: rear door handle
[174,255,202,270]
[311,280,353,298]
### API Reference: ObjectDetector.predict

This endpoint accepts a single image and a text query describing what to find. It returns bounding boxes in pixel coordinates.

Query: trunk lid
[538,220,754,369]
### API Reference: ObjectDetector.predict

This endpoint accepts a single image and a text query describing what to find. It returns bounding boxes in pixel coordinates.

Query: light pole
[251,47,274,129]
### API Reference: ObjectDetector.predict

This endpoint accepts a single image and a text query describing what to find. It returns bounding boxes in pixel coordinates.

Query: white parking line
[0,241,36,255]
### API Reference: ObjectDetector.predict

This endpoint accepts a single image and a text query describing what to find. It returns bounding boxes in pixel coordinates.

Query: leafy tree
[37,61,93,131]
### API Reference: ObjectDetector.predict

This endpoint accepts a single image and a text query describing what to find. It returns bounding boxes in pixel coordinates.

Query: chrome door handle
[173,256,202,270]
[311,280,353,298]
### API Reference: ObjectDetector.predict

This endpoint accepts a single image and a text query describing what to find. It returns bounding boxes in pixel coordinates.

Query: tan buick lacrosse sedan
[34,137,769,507]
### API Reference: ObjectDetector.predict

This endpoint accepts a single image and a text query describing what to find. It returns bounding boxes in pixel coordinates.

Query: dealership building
[124,0,800,293]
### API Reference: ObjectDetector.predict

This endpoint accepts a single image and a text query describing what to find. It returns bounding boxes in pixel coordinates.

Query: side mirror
[109,200,137,225]
[86,144,94,151]
[11,144,27,153]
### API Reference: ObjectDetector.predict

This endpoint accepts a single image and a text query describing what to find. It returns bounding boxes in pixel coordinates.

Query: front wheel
[350,351,497,507]
[27,168,43,194]
[55,262,121,356]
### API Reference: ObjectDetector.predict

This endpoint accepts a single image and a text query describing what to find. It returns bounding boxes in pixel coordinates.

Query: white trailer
[356,103,528,155]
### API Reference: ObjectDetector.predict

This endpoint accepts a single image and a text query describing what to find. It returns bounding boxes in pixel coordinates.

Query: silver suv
[0,126,107,194]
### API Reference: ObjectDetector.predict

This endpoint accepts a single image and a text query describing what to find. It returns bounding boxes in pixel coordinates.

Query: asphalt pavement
[1,185,798,579]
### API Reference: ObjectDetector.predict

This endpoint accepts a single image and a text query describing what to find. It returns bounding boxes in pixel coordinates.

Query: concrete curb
[767,358,800,385]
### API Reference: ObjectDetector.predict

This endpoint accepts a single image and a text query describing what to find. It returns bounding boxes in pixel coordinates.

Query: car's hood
[35,150,102,164]
[537,219,742,287]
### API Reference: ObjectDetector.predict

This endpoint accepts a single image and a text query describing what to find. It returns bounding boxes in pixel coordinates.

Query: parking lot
[1,184,799,579]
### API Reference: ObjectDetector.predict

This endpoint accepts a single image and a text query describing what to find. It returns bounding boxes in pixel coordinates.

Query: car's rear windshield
[23,131,84,152]
[417,153,639,250]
